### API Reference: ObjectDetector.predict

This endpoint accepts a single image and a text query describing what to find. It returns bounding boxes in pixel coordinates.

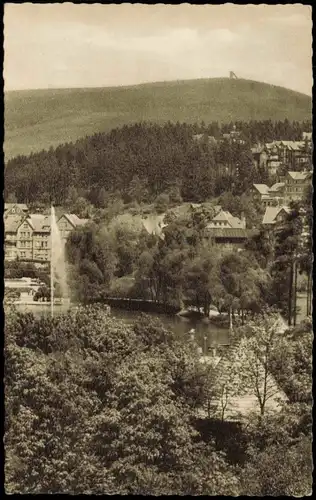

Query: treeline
[5,119,311,206]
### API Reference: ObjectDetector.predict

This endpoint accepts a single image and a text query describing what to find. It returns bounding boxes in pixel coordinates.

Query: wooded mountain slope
[5,78,311,159]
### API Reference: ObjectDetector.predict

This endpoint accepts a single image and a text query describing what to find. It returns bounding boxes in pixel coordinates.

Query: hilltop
[4,77,312,159]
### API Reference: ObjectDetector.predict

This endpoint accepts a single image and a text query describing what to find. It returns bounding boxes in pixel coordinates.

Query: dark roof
[207,228,251,239]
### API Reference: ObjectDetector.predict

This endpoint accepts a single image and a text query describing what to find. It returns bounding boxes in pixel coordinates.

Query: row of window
[35,241,48,248]
[285,187,304,193]
[19,241,32,248]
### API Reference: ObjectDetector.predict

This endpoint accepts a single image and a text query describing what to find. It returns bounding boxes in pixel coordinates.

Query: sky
[4,3,312,95]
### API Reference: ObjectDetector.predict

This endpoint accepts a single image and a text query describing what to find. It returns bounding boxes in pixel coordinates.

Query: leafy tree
[232,313,287,417]
[5,307,239,495]
[271,203,304,325]
[66,224,117,303]
[184,246,221,317]
[219,252,269,323]
[97,187,108,209]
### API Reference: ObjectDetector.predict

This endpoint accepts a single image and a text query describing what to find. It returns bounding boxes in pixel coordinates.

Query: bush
[155,193,170,214]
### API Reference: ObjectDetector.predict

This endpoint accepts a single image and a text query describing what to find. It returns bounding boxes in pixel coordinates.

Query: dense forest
[5,119,312,206]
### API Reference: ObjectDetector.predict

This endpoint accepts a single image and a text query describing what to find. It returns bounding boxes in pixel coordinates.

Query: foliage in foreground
[5,307,238,495]
[4,307,312,495]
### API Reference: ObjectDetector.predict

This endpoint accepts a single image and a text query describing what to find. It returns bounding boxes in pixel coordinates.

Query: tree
[272,203,304,325]
[219,252,269,323]
[232,313,287,417]
[66,224,117,303]
[240,408,312,496]
[184,246,221,317]
[72,196,91,218]
[97,187,108,209]
[126,175,149,204]
[5,307,239,495]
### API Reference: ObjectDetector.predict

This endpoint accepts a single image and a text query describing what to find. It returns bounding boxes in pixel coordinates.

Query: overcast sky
[4,3,312,95]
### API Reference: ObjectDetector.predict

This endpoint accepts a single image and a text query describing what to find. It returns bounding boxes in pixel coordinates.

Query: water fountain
[50,206,70,317]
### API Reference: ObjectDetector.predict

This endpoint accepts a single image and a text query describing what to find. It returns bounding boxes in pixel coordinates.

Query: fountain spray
[50,205,70,317]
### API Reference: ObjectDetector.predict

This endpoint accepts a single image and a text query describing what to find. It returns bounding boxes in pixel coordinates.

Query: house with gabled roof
[4,203,28,218]
[207,209,246,230]
[16,217,35,260]
[29,214,51,262]
[57,213,89,242]
[262,206,290,226]
[206,210,252,249]
[4,215,26,261]
[252,182,285,207]
[4,210,89,263]
[282,171,312,201]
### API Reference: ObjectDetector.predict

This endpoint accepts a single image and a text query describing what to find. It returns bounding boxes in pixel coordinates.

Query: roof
[207,228,250,239]
[208,209,244,229]
[5,203,28,211]
[229,217,244,229]
[59,213,89,227]
[269,182,285,193]
[28,214,51,233]
[287,171,311,181]
[253,184,269,195]
[265,141,282,149]
[5,215,25,233]
[262,206,290,225]
[280,140,305,151]
[212,210,233,222]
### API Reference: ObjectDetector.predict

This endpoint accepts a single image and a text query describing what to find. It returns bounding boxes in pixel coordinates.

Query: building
[222,125,245,145]
[4,215,24,261]
[251,139,312,176]
[57,213,89,242]
[4,211,88,262]
[262,206,290,227]
[206,210,251,249]
[206,227,252,249]
[30,214,51,262]
[207,209,246,230]
[282,171,312,201]
[251,145,269,172]
[4,203,28,217]
[16,217,34,260]
[277,141,311,171]
[193,134,217,146]
[252,182,285,207]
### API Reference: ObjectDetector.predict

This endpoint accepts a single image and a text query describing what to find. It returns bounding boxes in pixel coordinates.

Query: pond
[13,302,230,353]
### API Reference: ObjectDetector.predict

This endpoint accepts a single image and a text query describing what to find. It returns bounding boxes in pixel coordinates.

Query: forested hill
[5,78,312,159]
[5,120,311,207]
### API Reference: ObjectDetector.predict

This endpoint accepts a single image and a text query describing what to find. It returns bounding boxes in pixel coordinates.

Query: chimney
[241,212,246,229]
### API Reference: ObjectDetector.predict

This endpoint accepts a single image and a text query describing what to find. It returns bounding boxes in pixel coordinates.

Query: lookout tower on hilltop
[230,71,238,79]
